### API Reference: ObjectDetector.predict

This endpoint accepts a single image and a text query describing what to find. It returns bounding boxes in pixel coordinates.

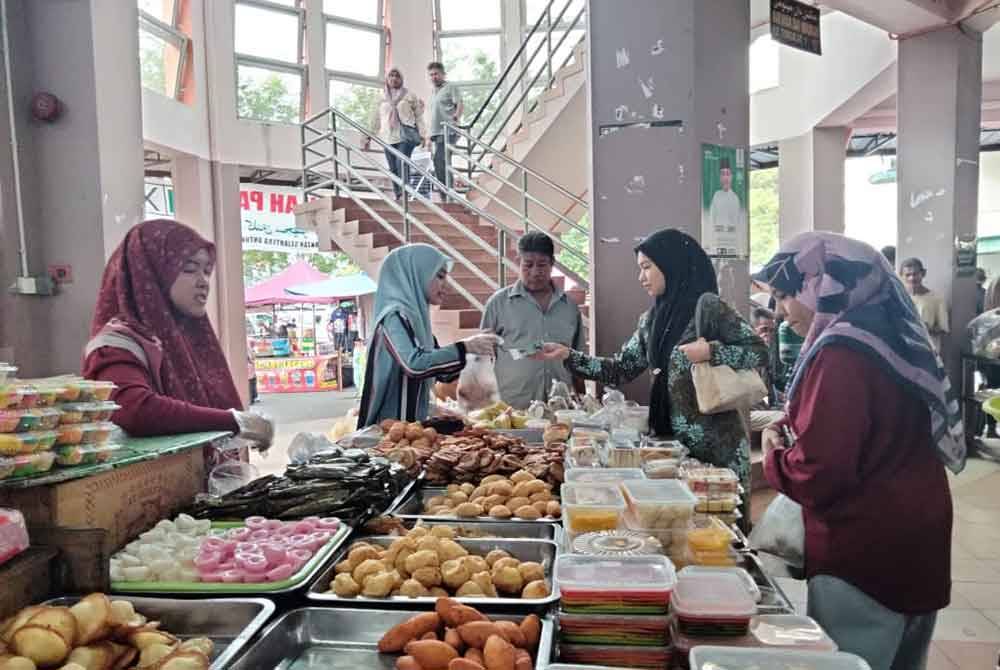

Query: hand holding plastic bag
[231,409,275,451]
[457,353,500,414]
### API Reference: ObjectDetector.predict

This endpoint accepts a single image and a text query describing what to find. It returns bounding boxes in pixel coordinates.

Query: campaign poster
[701,143,749,259]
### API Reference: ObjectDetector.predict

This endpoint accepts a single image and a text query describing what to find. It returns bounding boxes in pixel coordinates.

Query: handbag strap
[694,293,711,341]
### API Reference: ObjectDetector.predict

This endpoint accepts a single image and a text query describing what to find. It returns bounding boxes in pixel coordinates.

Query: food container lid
[565,468,646,485]
[622,479,698,506]
[750,615,838,651]
[14,451,56,468]
[678,566,760,603]
[55,443,125,461]
[688,647,870,670]
[622,509,692,538]
[556,554,677,592]
[561,482,627,509]
[683,466,739,483]
[672,569,756,619]
[570,530,664,557]
[610,428,641,444]
[60,402,121,412]
[642,458,681,475]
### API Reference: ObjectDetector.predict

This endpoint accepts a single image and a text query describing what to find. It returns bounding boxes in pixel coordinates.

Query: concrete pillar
[0,0,144,376]
[896,26,982,384]
[586,0,749,401]
[386,0,435,102]
[778,126,848,240]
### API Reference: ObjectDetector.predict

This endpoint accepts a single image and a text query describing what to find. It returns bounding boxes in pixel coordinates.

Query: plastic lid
[561,482,627,509]
[60,402,120,411]
[555,554,677,592]
[672,569,756,619]
[622,479,698,506]
[570,530,664,557]
[688,647,871,670]
[750,615,838,651]
[565,468,646,485]
[684,466,739,483]
[678,566,760,603]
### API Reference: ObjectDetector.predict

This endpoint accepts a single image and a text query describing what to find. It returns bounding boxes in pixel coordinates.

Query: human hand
[679,338,711,364]
[231,410,275,450]
[761,426,784,460]
[531,343,571,362]
[462,333,501,356]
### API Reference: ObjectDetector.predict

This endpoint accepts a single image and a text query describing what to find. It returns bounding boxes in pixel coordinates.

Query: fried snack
[404,640,458,670]
[332,574,362,597]
[517,563,544,584]
[12,626,71,667]
[521,580,550,599]
[455,582,484,597]
[490,567,523,596]
[362,572,397,598]
[519,615,540,650]
[483,635,515,670]
[69,594,111,646]
[436,599,486,628]
[378,613,441,653]
[484,551,509,568]
[456,622,499,649]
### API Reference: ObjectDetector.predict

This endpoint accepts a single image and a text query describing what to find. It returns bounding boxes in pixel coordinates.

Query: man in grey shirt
[427,61,462,200]
[481,232,585,409]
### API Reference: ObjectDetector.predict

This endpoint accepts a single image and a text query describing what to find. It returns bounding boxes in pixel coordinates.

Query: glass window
[137,0,176,24]
[138,28,175,96]
[441,35,501,82]
[523,0,584,27]
[439,0,501,31]
[323,0,380,25]
[235,3,300,63]
[460,85,500,128]
[329,79,381,128]
[237,65,302,123]
[326,22,381,77]
[264,0,298,6]
[137,1,186,99]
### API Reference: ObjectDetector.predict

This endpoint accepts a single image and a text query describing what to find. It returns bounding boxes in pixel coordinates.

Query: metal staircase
[295,0,589,344]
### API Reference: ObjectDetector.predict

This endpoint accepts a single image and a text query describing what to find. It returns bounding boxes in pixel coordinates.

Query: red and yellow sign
[254,355,341,393]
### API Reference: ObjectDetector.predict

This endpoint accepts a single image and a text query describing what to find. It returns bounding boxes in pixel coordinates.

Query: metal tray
[229,606,554,670]
[308,536,559,609]
[393,486,562,525]
[360,518,560,542]
[741,551,795,614]
[44,595,275,670]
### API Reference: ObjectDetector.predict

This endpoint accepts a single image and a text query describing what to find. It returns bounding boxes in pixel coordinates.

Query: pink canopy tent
[245,260,333,307]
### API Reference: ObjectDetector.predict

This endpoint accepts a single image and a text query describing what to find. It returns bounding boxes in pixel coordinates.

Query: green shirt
[480,281,585,409]
[429,82,460,137]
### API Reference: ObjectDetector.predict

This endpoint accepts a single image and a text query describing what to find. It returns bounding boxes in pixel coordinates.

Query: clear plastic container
[33,387,66,408]
[60,402,120,423]
[0,364,16,386]
[562,482,627,534]
[687,516,735,552]
[54,443,124,467]
[0,456,14,479]
[606,443,642,468]
[565,468,646,486]
[683,466,740,495]
[672,569,756,636]
[558,610,671,645]
[57,422,116,446]
[622,508,691,554]
[0,387,23,410]
[559,643,670,670]
[621,406,650,433]
[567,443,603,469]
[556,554,677,614]
[678,566,761,603]
[0,431,57,456]
[13,387,38,409]
[750,615,838,651]
[640,438,688,460]
[1,409,48,433]
[0,509,29,565]
[688,647,870,670]
[555,409,589,427]
[683,545,739,567]
[62,380,116,403]
[570,529,664,557]
[695,494,741,514]
[642,458,681,479]
[10,452,56,477]
[621,479,697,529]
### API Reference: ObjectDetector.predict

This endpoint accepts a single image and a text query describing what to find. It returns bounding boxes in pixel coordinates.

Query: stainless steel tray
[393,486,562,525]
[44,595,274,670]
[308,536,559,609]
[385,518,560,541]
[229,606,554,670]
[740,552,795,614]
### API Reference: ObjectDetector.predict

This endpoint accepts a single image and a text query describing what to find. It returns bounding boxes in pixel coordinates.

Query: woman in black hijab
[537,229,766,518]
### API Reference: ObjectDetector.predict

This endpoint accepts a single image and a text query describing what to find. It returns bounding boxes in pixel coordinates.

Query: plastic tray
[32,387,65,408]
[639,439,688,460]
[688,647,871,670]
[750,615,838,651]
[672,569,756,635]
[559,643,669,669]
[564,468,645,486]
[561,482,627,534]
[677,566,761,603]
[5,452,56,478]
[59,401,119,423]
[569,530,663,558]
[56,421,116,446]
[111,522,350,594]
[0,409,61,433]
[556,554,677,614]
[55,443,125,466]
[621,479,697,529]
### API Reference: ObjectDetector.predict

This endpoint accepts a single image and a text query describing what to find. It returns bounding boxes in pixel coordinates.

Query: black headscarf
[635,229,718,435]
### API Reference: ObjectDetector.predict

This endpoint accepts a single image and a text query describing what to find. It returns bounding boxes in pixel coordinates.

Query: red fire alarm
[31,92,62,122]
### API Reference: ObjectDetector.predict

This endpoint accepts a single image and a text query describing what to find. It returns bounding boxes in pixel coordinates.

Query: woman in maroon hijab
[83,220,272,447]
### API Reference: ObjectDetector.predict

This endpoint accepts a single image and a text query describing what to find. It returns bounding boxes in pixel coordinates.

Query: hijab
[85,219,243,411]
[384,68,408,130]
[754,232,965,473]
[635,229,718,435]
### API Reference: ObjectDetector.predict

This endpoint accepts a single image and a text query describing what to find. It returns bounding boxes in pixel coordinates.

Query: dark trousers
[432,131,456,195]
[385,140,417,198]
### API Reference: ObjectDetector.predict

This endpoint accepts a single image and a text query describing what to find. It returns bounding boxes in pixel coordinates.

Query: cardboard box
[0,448,205,554]
[0,546,57,619]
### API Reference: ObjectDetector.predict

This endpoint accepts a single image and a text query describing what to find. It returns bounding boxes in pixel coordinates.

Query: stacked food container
[620,479,697,568]
[673,612,838,660]
[53,380,122,467]
[555,554,677,668]
[683,465,743,527]
[670,567,757,667]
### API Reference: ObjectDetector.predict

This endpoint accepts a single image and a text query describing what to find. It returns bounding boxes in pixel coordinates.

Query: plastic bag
[288,432,337,464]
[457,354,500,414]
[970,310,1000,358]
[335,424,384,450]
[0,508,29,566]
[208,461,260,497]
[749,493,805,568]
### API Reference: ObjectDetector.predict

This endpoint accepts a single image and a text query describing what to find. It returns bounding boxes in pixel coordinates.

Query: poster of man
[701,143,749,258]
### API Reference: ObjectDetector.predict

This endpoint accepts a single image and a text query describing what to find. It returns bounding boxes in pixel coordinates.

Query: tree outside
[749,168,779,271]
[329,81,382,129]
[557,213,589,281]
[139,30,167,95]
[243,250,360,287]
[237,69,300,123]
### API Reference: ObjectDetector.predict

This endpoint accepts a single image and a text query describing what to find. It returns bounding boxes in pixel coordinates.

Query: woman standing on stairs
[358,244,500,427]
[365,67,428,200]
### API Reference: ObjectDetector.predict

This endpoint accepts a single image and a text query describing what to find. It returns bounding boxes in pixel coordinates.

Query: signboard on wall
[254,354,341,393]
[142,180,319,253]
[701,143,749,258]
[770,0,821,55]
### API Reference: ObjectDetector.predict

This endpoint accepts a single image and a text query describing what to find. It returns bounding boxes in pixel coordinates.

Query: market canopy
[286,273,377,299]
[244,260,332,307]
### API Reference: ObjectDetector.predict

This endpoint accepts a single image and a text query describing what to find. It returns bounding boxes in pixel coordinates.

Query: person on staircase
[358,244,500,427]
[365,67,428,200]
[427,61,462,202]
[480,231,585,409]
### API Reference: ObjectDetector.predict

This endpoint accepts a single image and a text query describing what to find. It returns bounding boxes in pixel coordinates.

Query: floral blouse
[566,295,767,512]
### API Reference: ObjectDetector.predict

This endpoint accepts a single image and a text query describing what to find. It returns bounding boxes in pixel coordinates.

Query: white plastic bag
[288,432,337,464]
[749,493,805,568]
[457,354,500,414]
[208,461,260,496]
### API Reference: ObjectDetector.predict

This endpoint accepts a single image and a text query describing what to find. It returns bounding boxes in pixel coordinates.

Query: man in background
[427,62,462,201]
[976,268,988,315]
[481,232,585,408]
[900,257,949,354]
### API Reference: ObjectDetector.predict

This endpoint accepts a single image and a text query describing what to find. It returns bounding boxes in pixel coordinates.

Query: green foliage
[138,31,167,94]
[749,168,779,270]
[242,251,360,286]
[557,213,589,280]
[330,83,382,129]
[238,72,299,123]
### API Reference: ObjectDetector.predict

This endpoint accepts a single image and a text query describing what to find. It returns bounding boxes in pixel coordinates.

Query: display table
[254,353,344,392]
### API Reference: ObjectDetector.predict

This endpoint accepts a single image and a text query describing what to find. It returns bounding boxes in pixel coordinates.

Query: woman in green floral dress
[536,229,766,521]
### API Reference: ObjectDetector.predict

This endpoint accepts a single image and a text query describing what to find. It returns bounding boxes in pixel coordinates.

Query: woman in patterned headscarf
[83,219,272,449]
[755,232,960,669]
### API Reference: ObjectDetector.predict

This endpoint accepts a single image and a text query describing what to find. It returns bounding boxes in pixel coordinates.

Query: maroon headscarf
[86,219,243,411]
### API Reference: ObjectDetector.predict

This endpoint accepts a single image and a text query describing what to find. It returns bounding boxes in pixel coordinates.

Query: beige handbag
[690,295,767,415]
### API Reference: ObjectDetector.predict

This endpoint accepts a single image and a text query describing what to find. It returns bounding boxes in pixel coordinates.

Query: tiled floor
[759,457,1000,668]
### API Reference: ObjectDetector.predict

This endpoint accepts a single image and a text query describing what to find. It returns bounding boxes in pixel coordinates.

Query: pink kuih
[267,563,295,581]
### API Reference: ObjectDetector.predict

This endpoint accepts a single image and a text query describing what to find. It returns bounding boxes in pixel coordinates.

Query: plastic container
[10,452,56,477]
[570,530,664,557]
[559,643,670,669]
[0,509,29,566]
[0,457,14,479]
[0,433,28,456]
[640,438,688,460]
[556,554,677,615]
[621,479,697,529]
[750,615,838,651]
[59,407,85,425]
[561,482,627,534]
[678,566,761,603]
[0,387,23,410]
[684,466,740,495]
[33,387,66,408]
[55,443,124,467]
[62,380,116,403]
[22,431,58,454]
[605,443,642,468]
[57,422,115,446]
[60,402,120,423]
[565,468,646,486]
[566,443,603,469]
[555,410,589,427]
[0,410,39,433]
[642,458,681,479]
[622,509,691,554]
[695,494,741,514]
[558,610,671,646]
[683,545,739,567]
[688,516,735,553]
[672,569,756,637]
[13,387,39,409]
[688,647,870,670]
[0,364,16,386]
[28,409,62,431]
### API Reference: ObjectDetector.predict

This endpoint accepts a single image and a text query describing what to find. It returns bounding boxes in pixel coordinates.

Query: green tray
[111,522,350,594]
